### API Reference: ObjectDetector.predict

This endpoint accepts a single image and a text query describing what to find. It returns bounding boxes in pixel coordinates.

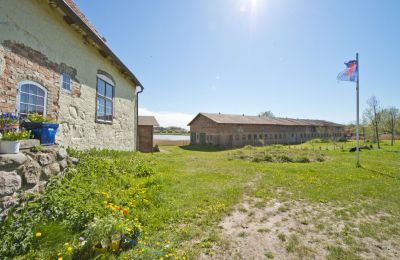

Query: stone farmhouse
[0,0,143,150]
[188,113,345,147]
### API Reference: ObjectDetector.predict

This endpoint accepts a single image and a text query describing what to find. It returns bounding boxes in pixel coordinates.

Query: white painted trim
[97,73,114,86]
[16,80,48,115]
[60,73,72,93]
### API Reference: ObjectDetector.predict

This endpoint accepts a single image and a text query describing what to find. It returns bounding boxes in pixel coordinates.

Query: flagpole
[356,53,360,167]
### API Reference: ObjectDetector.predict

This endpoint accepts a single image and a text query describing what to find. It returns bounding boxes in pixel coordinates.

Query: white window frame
[60,73,72,92]
[16,80,48,116]
[95,74,114,124]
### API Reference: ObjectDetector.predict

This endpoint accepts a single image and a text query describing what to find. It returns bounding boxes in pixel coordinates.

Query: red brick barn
[188,113,345,147]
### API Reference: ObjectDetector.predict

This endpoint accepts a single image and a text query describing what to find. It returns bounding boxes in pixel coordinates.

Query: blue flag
[337,60,358,82]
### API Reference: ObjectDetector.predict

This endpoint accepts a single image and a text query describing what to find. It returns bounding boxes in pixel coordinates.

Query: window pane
[21,84,29,93]
[37,96,44,106]
[97,79,106,95]
[36,106,44,115]
[21,93,28,103]
[29,95,37,105]
[20,103,28,114]
[105,100,112,116]
[29,85,38,95]
[28,105,36,113]
[97,97,105,116]
[106,84,113,99]
[37,88,45,97]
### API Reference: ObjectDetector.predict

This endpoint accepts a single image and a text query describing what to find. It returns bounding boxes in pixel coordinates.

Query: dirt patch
[200,196,400,259]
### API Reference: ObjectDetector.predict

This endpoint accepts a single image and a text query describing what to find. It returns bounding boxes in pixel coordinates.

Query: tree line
[362,96,399,147]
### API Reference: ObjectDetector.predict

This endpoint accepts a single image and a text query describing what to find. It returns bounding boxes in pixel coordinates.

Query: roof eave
[54,0,143,88]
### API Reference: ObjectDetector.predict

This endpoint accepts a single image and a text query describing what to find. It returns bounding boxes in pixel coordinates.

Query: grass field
[1,140,399,259]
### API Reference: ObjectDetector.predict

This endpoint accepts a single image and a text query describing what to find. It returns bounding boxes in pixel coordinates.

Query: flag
[337,60,358,82]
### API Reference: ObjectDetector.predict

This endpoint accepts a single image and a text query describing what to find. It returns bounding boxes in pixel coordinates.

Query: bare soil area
[200,189,400,259]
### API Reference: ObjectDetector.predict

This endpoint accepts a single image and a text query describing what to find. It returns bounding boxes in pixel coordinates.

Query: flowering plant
[26,113,55,123]
[0,113,19,124]
[1,130,31,141]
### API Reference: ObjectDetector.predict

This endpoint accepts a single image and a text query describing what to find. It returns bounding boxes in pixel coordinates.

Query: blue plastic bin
[22,122,59,145]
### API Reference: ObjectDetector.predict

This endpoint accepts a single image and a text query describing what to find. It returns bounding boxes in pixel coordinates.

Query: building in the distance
[138,116,159,152]
[188,113,345,147]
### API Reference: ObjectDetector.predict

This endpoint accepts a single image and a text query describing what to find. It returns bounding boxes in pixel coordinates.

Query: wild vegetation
[0,140,399,259]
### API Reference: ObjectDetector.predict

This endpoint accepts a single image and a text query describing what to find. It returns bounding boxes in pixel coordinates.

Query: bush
[252,156,262,163]
[263,154,273,162]
[294,156,310,163]
[276,154,293,163]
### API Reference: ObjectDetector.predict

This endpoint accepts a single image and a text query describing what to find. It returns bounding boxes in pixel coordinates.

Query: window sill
[95,119,113,125]
[60,88,72,94]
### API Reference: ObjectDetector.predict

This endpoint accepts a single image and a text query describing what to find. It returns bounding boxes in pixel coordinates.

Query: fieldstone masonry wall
[0,1,139,151]
[0,145,77,219]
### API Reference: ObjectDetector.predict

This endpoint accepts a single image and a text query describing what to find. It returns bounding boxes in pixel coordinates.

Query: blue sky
[75,0,400,128]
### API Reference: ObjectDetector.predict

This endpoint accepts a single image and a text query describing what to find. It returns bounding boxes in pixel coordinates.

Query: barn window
[61,73,71,92]
[259,135,263,139]
[274,134,277,139]
[254,134,257,139]
[17,81,47,116]
[96,74,114,123]
[242,135,246,140]
[235,135,239,140]
[248,134,252,140]
[265,134,268,139]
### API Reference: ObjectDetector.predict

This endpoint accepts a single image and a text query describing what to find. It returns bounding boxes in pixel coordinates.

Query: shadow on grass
[178,145,230,152]
[361,166,398,179]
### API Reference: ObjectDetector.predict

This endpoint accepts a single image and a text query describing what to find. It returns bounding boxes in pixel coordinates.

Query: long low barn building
[188,113,345,147]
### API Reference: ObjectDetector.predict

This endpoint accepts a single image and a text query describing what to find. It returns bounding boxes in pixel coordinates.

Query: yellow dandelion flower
[67,246,73,252]
[64,242,69,246]
[58,257,63,260]
[35,232,42,237]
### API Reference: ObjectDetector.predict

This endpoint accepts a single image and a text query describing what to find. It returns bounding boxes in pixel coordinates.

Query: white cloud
[139,108,194,129]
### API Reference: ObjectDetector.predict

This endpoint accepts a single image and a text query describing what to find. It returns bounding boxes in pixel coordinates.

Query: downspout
[135,85,144,151]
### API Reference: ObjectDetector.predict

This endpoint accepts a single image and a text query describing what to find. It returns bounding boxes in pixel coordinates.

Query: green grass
[1,140,399,259]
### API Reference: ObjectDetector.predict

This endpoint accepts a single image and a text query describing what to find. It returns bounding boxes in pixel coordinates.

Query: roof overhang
[51,0,143,88]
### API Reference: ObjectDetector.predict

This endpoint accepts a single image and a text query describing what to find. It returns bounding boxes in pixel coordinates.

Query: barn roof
[188,113,344,127]
[51,0,142,87]
[139,116,160,126]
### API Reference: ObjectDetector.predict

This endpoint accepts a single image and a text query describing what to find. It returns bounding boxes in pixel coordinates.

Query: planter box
[0,140,21,154]
[21,122,59,146]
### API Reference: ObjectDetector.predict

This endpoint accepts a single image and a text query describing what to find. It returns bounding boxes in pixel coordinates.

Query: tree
[382,107,399,145]
[364,96,382,148]
[259,111,274,118]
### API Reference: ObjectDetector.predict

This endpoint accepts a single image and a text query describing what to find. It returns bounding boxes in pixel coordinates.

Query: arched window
[17,81,47,116]
[96,73,114,122]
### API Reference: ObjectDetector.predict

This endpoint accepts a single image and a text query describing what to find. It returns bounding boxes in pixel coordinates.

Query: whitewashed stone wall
[0,0,139,151]
[57,85,136,150]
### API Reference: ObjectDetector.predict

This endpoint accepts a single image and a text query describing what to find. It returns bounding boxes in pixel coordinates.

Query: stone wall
[0,145,77,219]
[190,114,345,147]
[0,0,138,151]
